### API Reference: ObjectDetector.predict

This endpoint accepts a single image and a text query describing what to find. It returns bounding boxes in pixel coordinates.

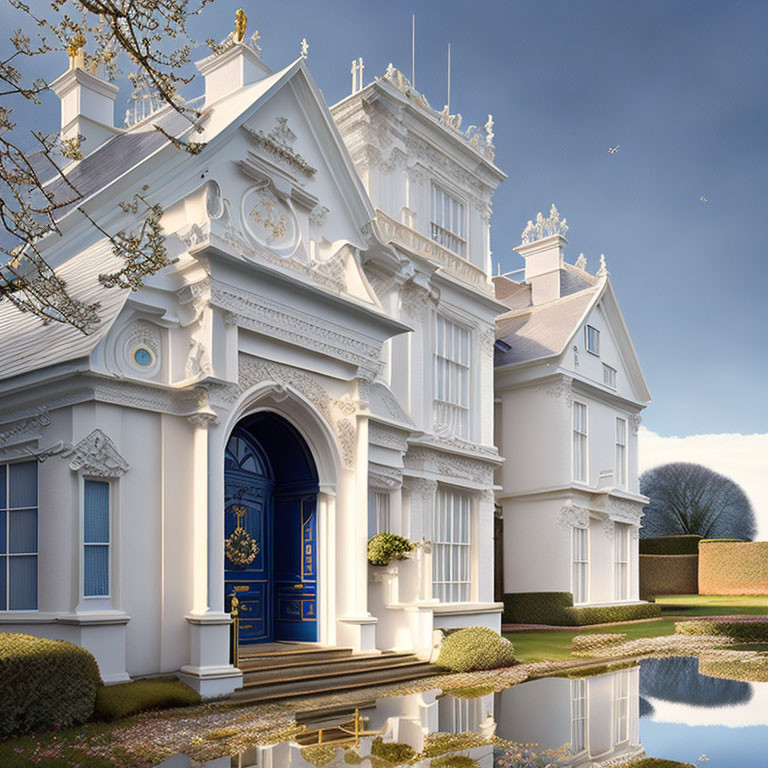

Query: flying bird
[608,145,620,154]
[700,195,708,203]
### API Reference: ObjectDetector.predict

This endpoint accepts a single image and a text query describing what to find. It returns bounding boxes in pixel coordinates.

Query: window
[84,480,110,597]
[570,678,588,753]
[572,526,588,604]
[613,669,630,743]
[368,490,390,537]
[434,316,470,438]
[430,183,466,257]
[433,489,471,603]
[586,325,600,355]
[614,522,630,601]
[603,363,617,388]
[0,461,38,611]
[615,417,627,488]
[572,402,588,483]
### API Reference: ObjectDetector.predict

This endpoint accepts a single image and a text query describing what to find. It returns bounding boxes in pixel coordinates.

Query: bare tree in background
[640,462,756,540]
[0,0,214,332]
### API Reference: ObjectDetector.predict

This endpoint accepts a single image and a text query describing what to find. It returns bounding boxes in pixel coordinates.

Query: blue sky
[3,0,767,437]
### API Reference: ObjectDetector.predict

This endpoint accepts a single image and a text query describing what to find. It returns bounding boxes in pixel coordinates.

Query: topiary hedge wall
[0,633,102,738]
[698,540,768,595]
[639,535,702,555]
[503,592,661,626]
[639,554,699,597]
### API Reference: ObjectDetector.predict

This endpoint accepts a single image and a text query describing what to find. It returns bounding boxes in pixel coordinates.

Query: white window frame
[613,669,630,743]
[78,475,115,610]
[572,526,589,605]
[0,461,38,613]
[430,182,467,257]
[585,325,600,356]
[570,678,588,754]
[434,314,471,439]
[603,363,617,388]
[615,417,627,488]
[432,488,472,603]
[614,522,630,601]
[368,490,391,537]
[572,401,588,483]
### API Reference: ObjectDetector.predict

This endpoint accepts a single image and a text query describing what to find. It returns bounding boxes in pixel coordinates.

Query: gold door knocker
[225,505,260,567]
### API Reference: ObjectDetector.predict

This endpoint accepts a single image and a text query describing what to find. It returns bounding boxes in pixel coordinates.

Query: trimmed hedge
[436,626,516,672]
[503,592,661,626]
[698,658,768,683]
[675,617,768,643]
[639,554,698,597]
[370,736,415,763]
[94,677,200,721]
[0,633,102,738]
[625,761,695,768]
[639,536,702,555]
[699,540,768,595]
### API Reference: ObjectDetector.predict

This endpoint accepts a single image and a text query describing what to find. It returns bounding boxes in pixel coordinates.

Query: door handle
[293,583,304,589]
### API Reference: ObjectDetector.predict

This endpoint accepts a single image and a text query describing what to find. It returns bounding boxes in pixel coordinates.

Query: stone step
[237,645,354,668]
[241,652,419,682]
[230,661,437,704]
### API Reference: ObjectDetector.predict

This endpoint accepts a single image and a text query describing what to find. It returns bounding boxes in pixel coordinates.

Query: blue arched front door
[224,416,319,646]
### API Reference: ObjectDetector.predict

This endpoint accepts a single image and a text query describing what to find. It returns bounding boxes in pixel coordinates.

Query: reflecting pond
[229,656,768,767]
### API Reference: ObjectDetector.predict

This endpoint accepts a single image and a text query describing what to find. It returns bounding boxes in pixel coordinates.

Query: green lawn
[505,594,768,663]
[653,594,768,616]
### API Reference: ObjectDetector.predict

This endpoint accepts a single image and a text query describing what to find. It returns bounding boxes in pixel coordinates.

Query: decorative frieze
[0,407,51,445]
[605,497,645,527]
[369,422,410,452]
[241,117,317,177]
[369,465,402,490]
[405,445,495,486]
[559,503,590,530]
[209,280,382,379]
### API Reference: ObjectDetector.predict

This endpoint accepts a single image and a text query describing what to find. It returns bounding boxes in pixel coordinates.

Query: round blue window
[133,347,153,367]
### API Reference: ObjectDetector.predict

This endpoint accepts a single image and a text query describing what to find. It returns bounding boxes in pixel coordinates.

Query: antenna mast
[447,43,451,112]
[411,14,416,87]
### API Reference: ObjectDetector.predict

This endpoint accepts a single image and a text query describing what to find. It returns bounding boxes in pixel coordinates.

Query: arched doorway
[224,412,319,645]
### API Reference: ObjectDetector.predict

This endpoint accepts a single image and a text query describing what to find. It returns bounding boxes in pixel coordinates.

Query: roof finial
[67,32,86,69]
[234,8,247,43]
[485,114,494,146]
[596,254,608,278]
[575,253,587,270]
[300,38,309,59]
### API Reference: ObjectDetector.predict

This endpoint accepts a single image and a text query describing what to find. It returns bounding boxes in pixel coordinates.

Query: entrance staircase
[228,643,438,704]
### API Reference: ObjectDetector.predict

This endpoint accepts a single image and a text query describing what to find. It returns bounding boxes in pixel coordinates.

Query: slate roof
[0,239,129,382]
[494,286,599,367]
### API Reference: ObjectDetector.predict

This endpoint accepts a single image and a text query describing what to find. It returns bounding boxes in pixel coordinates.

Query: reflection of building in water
[235,688,495,766]
[495,666,644,766]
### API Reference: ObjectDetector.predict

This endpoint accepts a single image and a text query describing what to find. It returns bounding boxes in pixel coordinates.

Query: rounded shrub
[370,736,415,763]
[367,532,415,566]
[436,626,516,672]
[0,633,102,738]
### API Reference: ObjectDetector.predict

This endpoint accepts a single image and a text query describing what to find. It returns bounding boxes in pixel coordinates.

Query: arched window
[224,433,269,476]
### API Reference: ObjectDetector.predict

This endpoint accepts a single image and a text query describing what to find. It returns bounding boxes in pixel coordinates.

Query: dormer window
[431,183,466,257]
[586,325,600,356]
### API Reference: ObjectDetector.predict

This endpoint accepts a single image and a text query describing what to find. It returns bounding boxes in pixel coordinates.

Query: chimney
[50,42,119,158]
[514,205,568,305]
[196,10,271,107]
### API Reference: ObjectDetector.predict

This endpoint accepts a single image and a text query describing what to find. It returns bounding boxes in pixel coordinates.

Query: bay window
[430,182,466,257]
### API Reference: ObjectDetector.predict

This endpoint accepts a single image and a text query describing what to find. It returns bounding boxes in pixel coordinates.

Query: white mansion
[0,25,648,696]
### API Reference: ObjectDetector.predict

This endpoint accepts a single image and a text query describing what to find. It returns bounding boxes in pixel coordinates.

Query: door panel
[274,494,318,642]
[224,477,274,644]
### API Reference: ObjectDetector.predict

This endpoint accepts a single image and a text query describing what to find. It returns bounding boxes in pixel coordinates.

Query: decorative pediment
[67,429,130,478]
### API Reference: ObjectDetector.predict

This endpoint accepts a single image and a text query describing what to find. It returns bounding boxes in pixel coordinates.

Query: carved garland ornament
[559,503,590,530]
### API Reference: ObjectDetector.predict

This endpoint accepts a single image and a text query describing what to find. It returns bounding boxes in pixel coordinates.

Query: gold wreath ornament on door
[225,506,261,567]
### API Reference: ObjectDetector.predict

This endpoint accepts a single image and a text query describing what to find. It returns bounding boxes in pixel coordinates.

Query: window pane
[9,555,37,610]
[9,462,37,508]
[0,465,6,508]
[84,546,109,596]
[9,509,37,554]
[84,481,110,543]
[0,556,5,610]
[0,509,5,554]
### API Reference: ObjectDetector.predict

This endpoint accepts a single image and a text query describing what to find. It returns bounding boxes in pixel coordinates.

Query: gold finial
[67,32,86,68]
[235,8,247,43]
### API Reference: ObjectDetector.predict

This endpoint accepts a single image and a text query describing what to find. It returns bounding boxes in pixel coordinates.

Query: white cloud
[638,428,768,540]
